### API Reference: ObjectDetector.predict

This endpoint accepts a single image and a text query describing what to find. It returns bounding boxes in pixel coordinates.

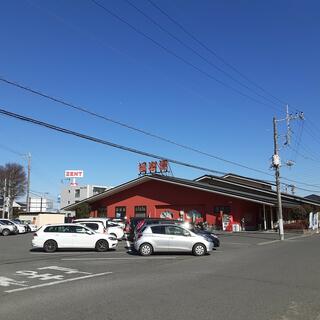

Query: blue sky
[0,0,320,206]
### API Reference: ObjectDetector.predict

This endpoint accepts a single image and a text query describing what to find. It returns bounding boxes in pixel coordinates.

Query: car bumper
[32,239,43,248]
[108,240,118,248]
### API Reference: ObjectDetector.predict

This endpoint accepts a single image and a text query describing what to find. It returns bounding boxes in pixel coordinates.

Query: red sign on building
[139,162,147,175]
[148,161,157,173]
[159,159,168,172]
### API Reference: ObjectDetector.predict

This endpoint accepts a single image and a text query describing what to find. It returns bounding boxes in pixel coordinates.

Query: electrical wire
[1,106,320,192]
[0,76,274,177]
[146,0,288,107]
[123,0,283,109]
[90,0,280,113]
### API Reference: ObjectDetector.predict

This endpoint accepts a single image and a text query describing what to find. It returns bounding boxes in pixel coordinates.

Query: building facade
[60,184,111,211]
[63,174,320,230]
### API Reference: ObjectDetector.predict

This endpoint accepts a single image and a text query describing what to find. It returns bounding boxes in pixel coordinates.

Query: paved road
[1,232,320,320]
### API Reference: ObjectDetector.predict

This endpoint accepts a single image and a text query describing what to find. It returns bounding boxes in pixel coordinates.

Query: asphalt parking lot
[1,231,320,320]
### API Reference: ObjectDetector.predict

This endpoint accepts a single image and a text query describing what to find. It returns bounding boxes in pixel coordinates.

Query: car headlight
[210,234,218,239]
[108,236,117,241]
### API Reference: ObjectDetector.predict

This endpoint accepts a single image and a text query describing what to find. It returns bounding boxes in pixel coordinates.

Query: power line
[0,106,319,192]
[123,0,282,109]
[90,0,280,112]
[146,0,288,107]
[0,107,225,176]
[0,76,274,177]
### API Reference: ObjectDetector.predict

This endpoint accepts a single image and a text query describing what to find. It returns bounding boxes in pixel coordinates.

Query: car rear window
[151,226,166,234]
[82,223,99,231]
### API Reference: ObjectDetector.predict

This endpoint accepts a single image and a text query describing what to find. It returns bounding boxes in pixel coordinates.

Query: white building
[60,185,111,214]
[29,197,54,213]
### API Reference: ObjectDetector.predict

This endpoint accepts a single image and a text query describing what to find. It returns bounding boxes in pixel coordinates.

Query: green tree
[76,203,91,218]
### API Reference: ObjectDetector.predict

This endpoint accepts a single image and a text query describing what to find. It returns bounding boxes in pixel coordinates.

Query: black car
[190,228,220,248]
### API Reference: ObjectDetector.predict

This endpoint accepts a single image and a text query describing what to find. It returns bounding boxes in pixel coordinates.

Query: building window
[93,187,107,195]
[115,206,126,219]
[186,210,202,221]
[75,189,80,198]
[134,206,147,218]
[214,206,231,214]
[160,210,173,219]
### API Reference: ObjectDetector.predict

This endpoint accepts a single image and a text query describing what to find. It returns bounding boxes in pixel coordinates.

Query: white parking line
[257,240,280,246]
[286,234,313,241]
[224,242,252,246]
[61,257,179,261]
[30,251,126,255]
[5,272,112,293]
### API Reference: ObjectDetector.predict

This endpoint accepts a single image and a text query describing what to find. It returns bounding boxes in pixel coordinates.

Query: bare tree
[0,163,27,218]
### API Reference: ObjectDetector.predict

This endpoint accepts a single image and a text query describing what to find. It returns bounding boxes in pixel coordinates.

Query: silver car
[0,221,18,236]
[134,224,214,256]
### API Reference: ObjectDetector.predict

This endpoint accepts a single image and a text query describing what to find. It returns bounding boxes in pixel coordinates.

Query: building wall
[89,180,263,228]
[19,213,65,227]
[60,185,110,209]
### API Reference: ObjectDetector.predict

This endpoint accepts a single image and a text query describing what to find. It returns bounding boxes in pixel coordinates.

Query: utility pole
[272,106,304,241]
[26,153,31,213]
[2,178,7,219]
[273,117,285,240]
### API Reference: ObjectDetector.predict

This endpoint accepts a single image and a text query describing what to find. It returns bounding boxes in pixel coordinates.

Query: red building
[63,174,320,230]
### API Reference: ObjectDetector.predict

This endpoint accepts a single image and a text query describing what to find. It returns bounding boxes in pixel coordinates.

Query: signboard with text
[64,170,84,178]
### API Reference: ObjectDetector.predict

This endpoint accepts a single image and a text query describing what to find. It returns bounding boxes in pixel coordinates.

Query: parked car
[189,228,220,248]
[0,219,26,234]
[134,224,214,256]
[32,223,118,253]
[13,219,37,232]
[73,218,124,240]
[128,217,182,241]
[0,221,18,236]
[111,219,126,229]
[74,221,106,234]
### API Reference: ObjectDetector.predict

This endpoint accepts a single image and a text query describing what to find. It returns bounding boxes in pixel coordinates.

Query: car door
[150,225,168,251]
[165,226,193,252]
[69,225,95,248]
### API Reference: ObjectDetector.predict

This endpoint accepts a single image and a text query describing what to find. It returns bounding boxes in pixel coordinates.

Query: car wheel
[2,229,10,236]
[192,243,206,256]
[43,240,58,253]
[95,239,109,252]
[139,243,153,256]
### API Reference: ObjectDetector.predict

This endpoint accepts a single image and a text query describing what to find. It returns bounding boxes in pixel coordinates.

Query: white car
[32,223,118,253]
[0,219,26,234]
[74,218,124,240]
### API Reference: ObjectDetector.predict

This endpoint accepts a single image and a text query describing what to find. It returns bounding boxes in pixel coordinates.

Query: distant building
[60,184,111,214]
[29,197,54,213]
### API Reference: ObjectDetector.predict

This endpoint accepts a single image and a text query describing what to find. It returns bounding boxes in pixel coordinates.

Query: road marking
[224,242,252,246]
[286,234,313,241]
[5,272,112,293]
[29,251,126,255]
[61,257,179,261]
[257,240,280,246]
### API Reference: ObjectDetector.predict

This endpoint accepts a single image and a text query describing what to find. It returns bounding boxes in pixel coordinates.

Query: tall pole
[26,153,31,213]
[273,117,284,240]
[2,178,7,219]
